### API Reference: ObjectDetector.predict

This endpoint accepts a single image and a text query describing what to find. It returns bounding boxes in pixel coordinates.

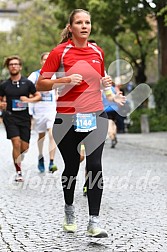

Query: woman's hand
[69,74,83,85]
[101,75,113,88]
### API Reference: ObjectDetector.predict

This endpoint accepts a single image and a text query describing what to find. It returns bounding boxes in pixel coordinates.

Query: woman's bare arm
[36,74,82,91]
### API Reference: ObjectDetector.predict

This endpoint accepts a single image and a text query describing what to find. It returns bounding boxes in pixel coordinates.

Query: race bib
[12,99,27,111]
[74,113,97,132]
[41,92,53,102]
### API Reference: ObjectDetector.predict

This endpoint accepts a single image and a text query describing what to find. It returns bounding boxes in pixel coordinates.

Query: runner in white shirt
[28,52,58,173]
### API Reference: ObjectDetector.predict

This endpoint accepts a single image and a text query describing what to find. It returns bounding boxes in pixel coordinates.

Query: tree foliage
[0,0,61,77]
[153,77,167,114]
[158,5,167,25]
[1,0,167,83]
[49,0,167,82]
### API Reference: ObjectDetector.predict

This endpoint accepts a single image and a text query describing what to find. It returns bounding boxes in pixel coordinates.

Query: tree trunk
[135,61,147,84]
[157,4,167,77]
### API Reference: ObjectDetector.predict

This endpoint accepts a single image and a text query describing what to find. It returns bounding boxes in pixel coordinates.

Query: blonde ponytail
[60,24,72,44]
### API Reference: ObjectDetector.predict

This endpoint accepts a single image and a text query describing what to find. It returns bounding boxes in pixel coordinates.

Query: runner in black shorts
[2,113,31,143]
[0,55,41,182]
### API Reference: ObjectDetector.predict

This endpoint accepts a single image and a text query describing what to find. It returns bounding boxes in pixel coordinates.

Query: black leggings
[53,111,108,216]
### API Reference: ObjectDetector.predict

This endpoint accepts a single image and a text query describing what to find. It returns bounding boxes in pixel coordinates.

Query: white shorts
[33,113,56,133]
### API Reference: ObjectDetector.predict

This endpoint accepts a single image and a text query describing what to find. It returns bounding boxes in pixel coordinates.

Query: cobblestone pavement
[0,123,167,252]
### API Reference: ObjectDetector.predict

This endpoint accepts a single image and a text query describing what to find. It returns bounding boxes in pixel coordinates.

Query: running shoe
[15,172,24,182]
[63,204,77,233]
[87,216,108,238]
[38,157,45,173]
[111,137,117,148]
[49,163,58,173]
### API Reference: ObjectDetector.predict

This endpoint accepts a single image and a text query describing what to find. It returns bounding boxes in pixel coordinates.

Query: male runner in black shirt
[0,55,41,182]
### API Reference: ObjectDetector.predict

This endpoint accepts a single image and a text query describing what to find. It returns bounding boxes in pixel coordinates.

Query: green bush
[128,108,167,133]
[128,78,167,133]
[153,77,167,114]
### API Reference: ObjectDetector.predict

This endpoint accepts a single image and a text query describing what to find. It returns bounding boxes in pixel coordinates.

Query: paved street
[0,122,167,252]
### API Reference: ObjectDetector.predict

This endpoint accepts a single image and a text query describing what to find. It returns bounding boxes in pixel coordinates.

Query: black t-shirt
[0,76,36,119]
